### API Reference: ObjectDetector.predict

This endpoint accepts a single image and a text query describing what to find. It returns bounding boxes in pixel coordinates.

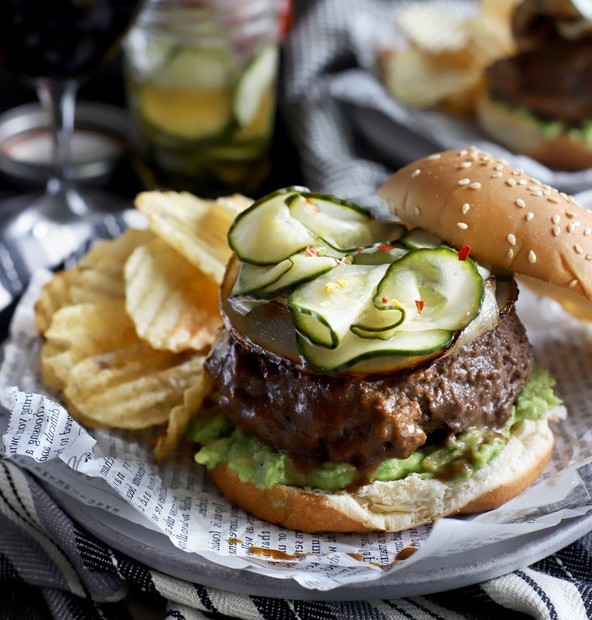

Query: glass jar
[123,0,282,197]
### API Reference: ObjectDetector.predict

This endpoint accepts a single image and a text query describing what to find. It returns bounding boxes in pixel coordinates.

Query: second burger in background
[477,0,592,170]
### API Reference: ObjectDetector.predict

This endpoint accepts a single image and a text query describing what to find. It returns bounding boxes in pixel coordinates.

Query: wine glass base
[0,188,132,272]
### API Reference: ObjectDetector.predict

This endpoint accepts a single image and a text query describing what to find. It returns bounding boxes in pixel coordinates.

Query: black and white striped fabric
[2,453,592,619]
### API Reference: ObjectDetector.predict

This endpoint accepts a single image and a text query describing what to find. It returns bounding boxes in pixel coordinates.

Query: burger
[477,0,592,170]
[187,147,583,533]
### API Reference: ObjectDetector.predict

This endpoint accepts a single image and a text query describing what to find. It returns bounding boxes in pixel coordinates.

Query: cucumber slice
[400,227,442,249]
[288,193,373,252]
[289,264,389,348]
[228,187,316,265]
[259,254,337,297]
[234,44,279,128]
[159,46,236,89]
[233,253,337,297]
[374,247,484,332]
[367,221,407,245]
[233,259,293,296]
[352,242,408,265]
[296,328,454,372]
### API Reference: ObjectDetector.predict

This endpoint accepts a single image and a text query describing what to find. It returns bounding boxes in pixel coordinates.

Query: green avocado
[492,91,592,144]
[188,366,561,491]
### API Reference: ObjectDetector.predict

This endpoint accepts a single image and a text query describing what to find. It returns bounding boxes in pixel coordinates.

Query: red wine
[0,0,144,81]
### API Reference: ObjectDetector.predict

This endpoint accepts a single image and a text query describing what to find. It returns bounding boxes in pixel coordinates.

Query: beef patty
[486,36,592,125]
[204,307,533,473]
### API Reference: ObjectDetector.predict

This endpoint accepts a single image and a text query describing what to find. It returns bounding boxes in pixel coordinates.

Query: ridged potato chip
[34,228,153,334]
[125,238,221,352]
[34,268,78,335]
[70,228,155,304]
[63,342,205,429]
[135,191,252,284]
[39,301,138,392]
[396,5,469,54]
[153,371,213,461]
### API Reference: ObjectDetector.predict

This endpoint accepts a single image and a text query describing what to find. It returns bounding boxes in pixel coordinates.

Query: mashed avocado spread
[491,91,592,143]
[189,366,561,491]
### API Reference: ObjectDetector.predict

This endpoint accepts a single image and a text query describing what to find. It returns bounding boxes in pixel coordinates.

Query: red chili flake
[357,246,364,254]
[457,245,471,261]
[415,300,425,314]
[377,243,395,252]
[305,246,319,257]
[381,295,389,305]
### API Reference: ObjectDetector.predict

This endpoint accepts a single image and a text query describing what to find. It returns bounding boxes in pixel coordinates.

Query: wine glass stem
[36,79,89,216]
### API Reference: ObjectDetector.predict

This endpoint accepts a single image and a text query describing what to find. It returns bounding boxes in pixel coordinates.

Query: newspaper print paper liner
[1,266,592,592]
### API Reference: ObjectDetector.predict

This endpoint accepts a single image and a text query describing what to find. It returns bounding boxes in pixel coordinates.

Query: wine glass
[0,0,145,249]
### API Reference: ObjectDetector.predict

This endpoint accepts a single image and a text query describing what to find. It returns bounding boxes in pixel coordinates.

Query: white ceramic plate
[49,486,592,600]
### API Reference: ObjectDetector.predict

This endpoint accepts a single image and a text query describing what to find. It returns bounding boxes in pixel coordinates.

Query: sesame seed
[530,190,543,197]
[462,203,470,214]
[494,163,503,171]
[506,248,514,262]
[458,178,470,186]
[560,192,569,199]
[586,254,592,261]
[528,250,537,263]
[512,168,523,176]
[566,211,576,219]
[515,198,526,208]
[491,172,503,178]
[459,149,468,156]
[552,214,561,224]
[458,161,472,168]
[428,153,441,160]
[552,226,561,236]
[414,205,422,216]
[518,179,528,185]
[469,182,481,190]
[506,178,516,187]
[547,196,560,204]
[575,244,584,254]
[585,228,592,236]
[526,212,534,221]
[507,233,517,246]
[567,223,576,233]
[411,168,421,178]
[569,279,579,288]
[457,222,468,230]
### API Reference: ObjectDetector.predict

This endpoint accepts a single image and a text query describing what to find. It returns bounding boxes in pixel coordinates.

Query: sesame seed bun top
[378,147,592,303]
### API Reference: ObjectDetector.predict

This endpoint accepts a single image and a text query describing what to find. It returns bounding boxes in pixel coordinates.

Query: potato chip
[135,191,252,284]
[40,301,138,392]
[63,342,205,429]
[396,5,469,54]
[153,370,213,461]
[382,46,480,109]
[125,238,221,353]
[70,228,155,304]
[34,268,78,335]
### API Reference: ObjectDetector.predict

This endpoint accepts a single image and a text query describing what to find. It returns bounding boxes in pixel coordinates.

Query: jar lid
[0,102,130,186]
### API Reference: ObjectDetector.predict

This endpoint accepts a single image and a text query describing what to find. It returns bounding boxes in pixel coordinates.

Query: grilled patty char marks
[204,307,533,473]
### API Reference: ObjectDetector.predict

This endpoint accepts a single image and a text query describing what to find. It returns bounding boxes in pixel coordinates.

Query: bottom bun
[208,417,559,533]
[476,93,592,171]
